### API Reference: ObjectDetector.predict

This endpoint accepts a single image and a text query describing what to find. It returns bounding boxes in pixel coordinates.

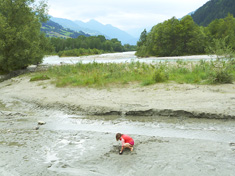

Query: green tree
[136,16,206,57]
[206,14,235,49]
[0,0,50,73]
[179,15,205,55]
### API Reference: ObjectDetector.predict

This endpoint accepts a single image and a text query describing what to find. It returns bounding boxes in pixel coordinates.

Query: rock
[35,126,40,130]
[38,121,46,125]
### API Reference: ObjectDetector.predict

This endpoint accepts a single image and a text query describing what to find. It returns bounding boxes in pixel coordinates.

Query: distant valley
[49,16,138,45]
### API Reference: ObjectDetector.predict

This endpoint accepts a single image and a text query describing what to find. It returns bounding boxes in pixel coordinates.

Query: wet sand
[0,100,235,176]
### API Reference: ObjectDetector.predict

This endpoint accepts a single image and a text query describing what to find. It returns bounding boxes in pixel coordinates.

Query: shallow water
[0,99,235,176]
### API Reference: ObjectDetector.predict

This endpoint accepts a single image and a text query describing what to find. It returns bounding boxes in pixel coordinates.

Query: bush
[152,69,168,83]
[208,67,233,84]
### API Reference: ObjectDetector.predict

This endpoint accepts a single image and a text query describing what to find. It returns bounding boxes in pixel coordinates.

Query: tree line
[136,14,235,57]
[50,35,136,57]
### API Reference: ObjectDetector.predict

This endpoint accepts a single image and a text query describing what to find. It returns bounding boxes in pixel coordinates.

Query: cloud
[47,0,210,31]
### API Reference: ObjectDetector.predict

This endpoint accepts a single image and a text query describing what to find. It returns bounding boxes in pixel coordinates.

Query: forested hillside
[41,20,90,38]
[192,0,235,26]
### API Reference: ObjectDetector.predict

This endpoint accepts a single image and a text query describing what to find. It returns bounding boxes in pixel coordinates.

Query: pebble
[38,121,46,125]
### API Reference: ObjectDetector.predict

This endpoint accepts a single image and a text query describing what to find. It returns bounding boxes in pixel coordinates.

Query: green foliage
[49,35,135,56]
[152,69,168,83]
[207,61,233,84]
[30,60,235,88]
[0,0,51,73]
[206,37,235,60]
[58,48,104,57]
[136,14,235,59]
[206,14,235,56]
[192,0,235,26]
[30,74,50,81]
[136,16,206,57]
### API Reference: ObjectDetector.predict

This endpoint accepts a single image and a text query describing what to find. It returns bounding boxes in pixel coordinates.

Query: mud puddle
[0,99,235,176]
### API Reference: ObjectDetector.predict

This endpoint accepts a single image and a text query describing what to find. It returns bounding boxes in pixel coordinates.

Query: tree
[136,16,206,57]
[206,14,235,49]
[0,0,50,73]
[179,15,205,55]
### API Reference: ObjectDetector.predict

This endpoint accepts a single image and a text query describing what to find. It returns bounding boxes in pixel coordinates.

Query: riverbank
[0,75,234,119]
[1,53,235,175]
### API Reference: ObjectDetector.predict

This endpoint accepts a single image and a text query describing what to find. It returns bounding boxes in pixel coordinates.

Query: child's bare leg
[124,143,134,151]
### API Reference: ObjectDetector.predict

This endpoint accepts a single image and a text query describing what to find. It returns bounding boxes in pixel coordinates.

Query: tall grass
[30,59,235,87]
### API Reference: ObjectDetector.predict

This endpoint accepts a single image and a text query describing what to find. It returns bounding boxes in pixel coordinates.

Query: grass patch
[30,59,235,87]
[30,74,50,82]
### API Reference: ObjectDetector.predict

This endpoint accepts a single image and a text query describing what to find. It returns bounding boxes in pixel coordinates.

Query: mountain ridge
[41,20,90,38]
[50,17,138,45]
[191,0,235,26]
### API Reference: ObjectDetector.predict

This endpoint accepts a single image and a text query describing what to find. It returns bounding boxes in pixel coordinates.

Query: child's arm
[121,138,125,147]
[120,138,125,154]
[120,146,124,154]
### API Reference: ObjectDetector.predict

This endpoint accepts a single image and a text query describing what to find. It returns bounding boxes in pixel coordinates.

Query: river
[42,51,216,65]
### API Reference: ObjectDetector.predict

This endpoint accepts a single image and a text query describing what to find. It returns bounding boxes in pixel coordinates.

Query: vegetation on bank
[30,59,235,87]
[0,0,52,73]
[50,35,136,57]
[136,14,235,57]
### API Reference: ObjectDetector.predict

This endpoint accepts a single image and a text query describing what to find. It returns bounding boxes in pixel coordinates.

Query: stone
[38,121,46,125]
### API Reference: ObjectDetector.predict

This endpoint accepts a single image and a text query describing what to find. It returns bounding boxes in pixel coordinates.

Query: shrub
[152,69,168,83]
[208,67,233,84]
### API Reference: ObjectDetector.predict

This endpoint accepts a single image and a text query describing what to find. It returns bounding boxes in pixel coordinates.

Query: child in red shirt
[116,133,134,154]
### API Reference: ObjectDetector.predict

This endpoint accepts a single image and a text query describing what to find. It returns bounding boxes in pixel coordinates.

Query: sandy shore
[0,75,235,119]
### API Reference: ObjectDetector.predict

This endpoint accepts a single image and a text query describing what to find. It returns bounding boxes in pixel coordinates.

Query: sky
[47,0,210,35]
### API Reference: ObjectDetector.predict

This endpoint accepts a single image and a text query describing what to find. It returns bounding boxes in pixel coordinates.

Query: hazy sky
[47,0,210,32]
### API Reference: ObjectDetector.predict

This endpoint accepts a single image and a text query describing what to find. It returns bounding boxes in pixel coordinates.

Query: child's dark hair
[116,133,122,141]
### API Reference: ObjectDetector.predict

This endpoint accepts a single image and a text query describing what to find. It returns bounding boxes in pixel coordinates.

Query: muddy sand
[0,75,235,119]
[0,53,235,175]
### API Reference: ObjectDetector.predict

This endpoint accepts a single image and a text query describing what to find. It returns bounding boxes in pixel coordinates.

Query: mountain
[41,20,90,38]
[191,0,235,26]
[50,17,103,36]
[50,17,138,45]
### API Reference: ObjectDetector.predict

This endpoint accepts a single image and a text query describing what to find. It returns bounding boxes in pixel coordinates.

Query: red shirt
[120,134,133,146]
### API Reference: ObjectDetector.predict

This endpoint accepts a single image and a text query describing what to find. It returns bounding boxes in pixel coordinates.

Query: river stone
[38,121,46,125]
